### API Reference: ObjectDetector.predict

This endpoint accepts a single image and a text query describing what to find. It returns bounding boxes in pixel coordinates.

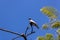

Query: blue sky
[0,0,60,40]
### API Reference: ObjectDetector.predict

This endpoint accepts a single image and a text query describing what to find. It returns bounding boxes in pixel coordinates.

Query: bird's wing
[29,20,36,23]
[33,23,39,29]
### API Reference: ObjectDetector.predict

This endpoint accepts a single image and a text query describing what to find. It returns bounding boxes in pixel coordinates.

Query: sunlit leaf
[45,33,54,40]
[56,35,60,40]
[51,21,60,28]
[40,6,58,19]
[56,29,60,35]
[42,24,49,29]
[37,36,45,40]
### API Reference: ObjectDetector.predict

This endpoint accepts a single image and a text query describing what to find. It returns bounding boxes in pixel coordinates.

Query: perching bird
[29,18,39,33]
[21,33,27,40]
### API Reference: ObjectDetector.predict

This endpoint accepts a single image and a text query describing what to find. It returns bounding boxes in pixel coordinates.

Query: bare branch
[25,26,29,35]
[26,32,35,36]
[0,28,27,40]
[0,28,21,36]
[12,36,20,40]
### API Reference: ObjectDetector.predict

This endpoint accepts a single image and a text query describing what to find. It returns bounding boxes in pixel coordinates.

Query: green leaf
[40,6,58,19]
[45,33,54,40]
[37,36,45,40]
[51,21,60,28]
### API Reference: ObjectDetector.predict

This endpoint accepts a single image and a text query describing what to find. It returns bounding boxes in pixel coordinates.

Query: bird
[29,18,39,33]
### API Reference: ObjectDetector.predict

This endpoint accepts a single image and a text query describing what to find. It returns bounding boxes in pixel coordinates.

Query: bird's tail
[36,26,39,29]
[35,24,39,29]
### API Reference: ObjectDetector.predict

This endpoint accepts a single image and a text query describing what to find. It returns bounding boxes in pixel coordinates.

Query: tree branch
[0,28,21,36]
[0,28,27,40]
[26,32,35,36]
[12,36,20,40]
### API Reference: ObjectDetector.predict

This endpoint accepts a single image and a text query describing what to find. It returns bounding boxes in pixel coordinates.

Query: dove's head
[29,18,32,20]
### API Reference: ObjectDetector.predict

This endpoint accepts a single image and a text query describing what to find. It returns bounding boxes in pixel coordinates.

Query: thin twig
[12,32,35,40]
[12,25,35,40]
[26,32,35,37]
[0,28,27,40]
[0,28,21,36]
[25,26,29,35]
[12,36,20,40]
[12,36,19,40]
